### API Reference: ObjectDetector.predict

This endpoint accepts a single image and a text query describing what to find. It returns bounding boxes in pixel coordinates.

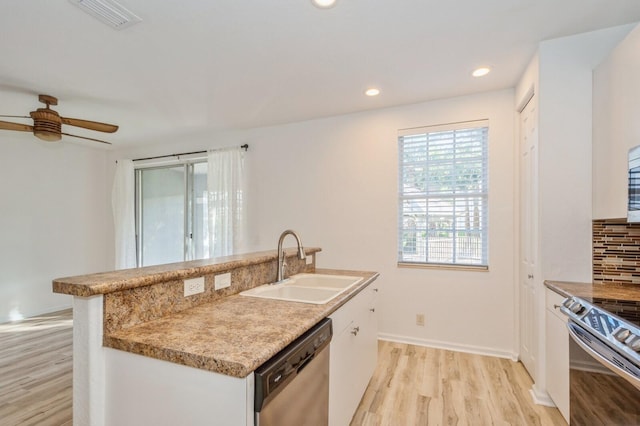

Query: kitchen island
[53,248,379,426]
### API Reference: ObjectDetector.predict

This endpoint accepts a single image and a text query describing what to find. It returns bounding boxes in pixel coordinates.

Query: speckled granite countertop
[545,280,640,303]
[52,248,322,296]
[105,269,379,378]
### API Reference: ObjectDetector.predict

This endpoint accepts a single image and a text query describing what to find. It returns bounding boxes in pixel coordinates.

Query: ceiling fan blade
[60,117,118,133]
[0,115,31,119]
[61,132,112,145]
[0,120,33,132]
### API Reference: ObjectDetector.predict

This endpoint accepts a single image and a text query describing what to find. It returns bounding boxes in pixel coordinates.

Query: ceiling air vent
[69,0,142,30]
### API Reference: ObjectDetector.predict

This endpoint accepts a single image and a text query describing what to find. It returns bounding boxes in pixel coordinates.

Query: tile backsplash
[593,219,640,284]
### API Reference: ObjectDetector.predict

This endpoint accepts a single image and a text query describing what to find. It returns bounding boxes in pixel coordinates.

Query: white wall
[593,24,640,219]
[515,23,633,398]
[112,89,518,357]
[0,130,110,323]
[537,25,633,283]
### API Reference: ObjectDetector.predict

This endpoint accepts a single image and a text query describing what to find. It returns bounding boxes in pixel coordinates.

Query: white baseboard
[378,332,518,361]
[529,386,555,407]
[0,303,72,324]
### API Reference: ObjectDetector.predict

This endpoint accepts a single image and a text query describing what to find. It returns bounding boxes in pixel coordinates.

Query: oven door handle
[567,322,640,391]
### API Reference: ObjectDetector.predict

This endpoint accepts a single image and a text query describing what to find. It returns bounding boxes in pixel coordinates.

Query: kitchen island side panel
[105,348,254,426]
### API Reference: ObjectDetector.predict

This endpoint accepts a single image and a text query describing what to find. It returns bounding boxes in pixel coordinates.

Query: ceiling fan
[0,94,118,145]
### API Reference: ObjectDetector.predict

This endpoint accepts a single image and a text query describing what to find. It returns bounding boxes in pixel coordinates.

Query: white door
[519,95,538,377]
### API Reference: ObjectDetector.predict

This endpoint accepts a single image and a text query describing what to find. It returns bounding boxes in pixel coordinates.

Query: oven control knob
[569,301,584,314]
[613,327,631,342]
[625,335,640,352]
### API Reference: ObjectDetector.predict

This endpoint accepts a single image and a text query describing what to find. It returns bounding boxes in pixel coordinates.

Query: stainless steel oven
[561,297,640,425]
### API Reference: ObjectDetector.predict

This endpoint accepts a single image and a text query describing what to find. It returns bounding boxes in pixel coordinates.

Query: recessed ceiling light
[365,88,380,97]
[472,67,491,77]
[311,0,336,8]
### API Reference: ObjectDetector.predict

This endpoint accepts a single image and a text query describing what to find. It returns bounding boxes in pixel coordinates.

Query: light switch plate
[215,272,231,290]
[184,277,205,297]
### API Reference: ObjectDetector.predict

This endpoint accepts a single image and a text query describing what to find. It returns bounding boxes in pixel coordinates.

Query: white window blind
[398,120,489,267]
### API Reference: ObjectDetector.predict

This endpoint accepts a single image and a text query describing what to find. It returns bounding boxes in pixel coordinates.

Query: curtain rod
[131,144,249,162]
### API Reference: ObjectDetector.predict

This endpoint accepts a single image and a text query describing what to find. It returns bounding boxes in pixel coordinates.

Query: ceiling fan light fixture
[34,130,62,142]
[311,0,337,9]
[69,0,142,30]
[31,108,62,141]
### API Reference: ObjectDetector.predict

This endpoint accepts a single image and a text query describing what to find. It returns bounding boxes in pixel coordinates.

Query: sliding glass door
[191,162,209,260]
[136,162,208,267]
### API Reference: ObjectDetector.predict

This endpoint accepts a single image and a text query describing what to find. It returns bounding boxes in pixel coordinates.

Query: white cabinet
[544,289,569,423]
[593,25,640,219]
[329,284,378,426]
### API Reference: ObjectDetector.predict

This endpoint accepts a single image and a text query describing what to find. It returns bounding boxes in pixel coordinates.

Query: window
[398,120,488,268]
[135,161,208,267]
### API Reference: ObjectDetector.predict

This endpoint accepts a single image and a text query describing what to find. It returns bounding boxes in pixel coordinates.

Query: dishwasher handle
[293,351,315,373]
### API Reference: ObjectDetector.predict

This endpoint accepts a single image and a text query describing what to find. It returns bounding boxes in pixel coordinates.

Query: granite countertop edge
[544,280,640,303]
[105,269,380,378]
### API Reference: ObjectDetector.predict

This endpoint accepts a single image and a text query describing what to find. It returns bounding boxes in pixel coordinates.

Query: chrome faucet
[276,230,306,283]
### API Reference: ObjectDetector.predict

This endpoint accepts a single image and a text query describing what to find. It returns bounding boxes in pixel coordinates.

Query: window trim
[397,261,489,271]
[397,119,489,269]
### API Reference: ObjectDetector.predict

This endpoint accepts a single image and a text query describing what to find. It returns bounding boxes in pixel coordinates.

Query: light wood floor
[352,340,566,426]
[0,310,72,426]
[0,312,565,426]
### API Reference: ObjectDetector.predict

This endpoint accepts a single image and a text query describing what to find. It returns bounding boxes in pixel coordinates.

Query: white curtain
[112,159,137,269]
[207,147,246,258]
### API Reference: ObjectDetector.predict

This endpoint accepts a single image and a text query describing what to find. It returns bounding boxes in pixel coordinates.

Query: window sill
[397,262,489,272]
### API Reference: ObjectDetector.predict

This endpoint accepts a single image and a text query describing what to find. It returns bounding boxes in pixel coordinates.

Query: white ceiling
[1,0,640,147]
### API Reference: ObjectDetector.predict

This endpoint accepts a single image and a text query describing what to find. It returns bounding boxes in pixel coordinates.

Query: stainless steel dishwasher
[254,318,332,426]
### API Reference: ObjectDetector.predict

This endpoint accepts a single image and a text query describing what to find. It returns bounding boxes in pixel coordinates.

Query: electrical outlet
[416,314,425,327]
[184,277,205,297]
[305,254,313,265]
[214,272,231,290]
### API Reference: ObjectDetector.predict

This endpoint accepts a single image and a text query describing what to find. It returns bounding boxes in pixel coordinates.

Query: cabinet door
[350,300,377,404]
[329,319,360,426]
[329,285,379,426]
[360,289,378,389]
[545,290,569,422]
[520,95,538,379]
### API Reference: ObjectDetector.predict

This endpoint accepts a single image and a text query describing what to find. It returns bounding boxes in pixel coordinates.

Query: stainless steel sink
[239,273,363,304]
